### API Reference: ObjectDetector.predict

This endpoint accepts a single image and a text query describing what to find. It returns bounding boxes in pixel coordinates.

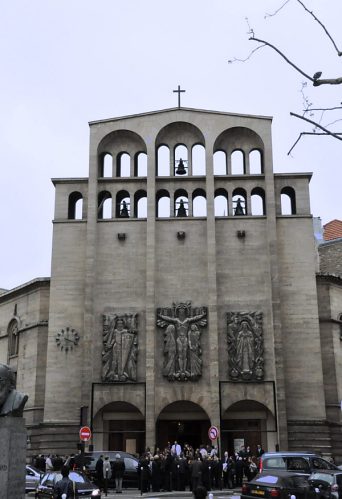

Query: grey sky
[1,0,341,290]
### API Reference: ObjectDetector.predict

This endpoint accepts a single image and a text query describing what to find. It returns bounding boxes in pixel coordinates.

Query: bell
[234,198,245,216]
[177,199,187,217]
[120,200,129,218]
[175,158,186,175]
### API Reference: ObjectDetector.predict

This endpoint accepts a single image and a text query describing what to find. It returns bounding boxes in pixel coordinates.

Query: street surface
[26,491,240,499]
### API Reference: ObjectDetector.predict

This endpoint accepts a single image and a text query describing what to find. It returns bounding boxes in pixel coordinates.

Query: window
[192,144,206,175]
[134,190,147,218]
[116,191,130,218]
[156,190,170,218]
[117,153,130,177]
[287,457,310,472]
[102,153,112,177]
[135,152,147,177]
[68,192,83,220]
[263,457,286,469]
[251,187,266,215]
[231,150,245,175]
[8,319,19,357]
[215,189,229,217]
[232,188,247,216]
[213,150,227,175]
[98,191,112,219]
[281,187,296,215]
[174,189,188,217]
[249,149,263,174]
[157,145,170,176]
[192,189,207,217]
[175,144,188,176]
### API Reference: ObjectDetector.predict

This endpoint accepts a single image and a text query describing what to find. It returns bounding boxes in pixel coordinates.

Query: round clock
[55,327,80,351]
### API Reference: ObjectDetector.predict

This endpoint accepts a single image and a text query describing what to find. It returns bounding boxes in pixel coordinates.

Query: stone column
[145,142,156,449]
[0,418,26,499]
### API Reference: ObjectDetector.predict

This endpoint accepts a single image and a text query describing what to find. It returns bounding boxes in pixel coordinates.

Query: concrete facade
[0,107,341,460]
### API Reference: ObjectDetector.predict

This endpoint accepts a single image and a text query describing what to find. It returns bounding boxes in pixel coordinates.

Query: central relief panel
[157,302,208,381]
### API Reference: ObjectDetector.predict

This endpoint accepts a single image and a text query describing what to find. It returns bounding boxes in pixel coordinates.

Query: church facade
[0,107,341,460]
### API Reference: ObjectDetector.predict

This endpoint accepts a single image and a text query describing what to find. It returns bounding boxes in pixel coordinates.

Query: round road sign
[208,425,219,441]
[79,426,91,441]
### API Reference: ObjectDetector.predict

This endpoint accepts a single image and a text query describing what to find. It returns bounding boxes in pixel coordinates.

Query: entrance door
[156,401,211,451]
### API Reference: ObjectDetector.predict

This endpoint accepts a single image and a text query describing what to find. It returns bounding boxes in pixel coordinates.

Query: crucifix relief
[173,85,186,107]
[157,302,207,381]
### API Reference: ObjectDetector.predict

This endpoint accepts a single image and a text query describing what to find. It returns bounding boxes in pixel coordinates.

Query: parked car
[81,451,139,488]
[308,470,342,499]
[241,470,314,499]
[26,465,42,492]
[260,452,338,475]
[35,470,101,497]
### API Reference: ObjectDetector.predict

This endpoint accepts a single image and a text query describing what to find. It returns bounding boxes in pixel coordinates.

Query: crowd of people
[133,441,264,493]
[32,442,265,496]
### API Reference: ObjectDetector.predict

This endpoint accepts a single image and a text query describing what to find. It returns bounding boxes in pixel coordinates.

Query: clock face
[55,327,80,351]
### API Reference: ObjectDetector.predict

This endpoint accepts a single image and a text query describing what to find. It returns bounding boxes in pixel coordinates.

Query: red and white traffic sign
[79,426,92,442]
[208,425,219,441]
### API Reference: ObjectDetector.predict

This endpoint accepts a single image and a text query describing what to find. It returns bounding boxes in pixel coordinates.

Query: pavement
[26,489,241,498]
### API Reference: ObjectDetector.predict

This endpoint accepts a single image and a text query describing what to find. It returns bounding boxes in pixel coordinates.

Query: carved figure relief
[102,313,138,382]
[227,311,264,381]
[157,302,207,381]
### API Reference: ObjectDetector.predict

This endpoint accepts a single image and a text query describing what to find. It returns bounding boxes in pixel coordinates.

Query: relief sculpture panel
[102,313,138,382]
[227,311,264,381]
[157,302,207,381]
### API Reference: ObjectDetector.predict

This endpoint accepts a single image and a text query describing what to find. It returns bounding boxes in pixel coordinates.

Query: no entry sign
[79,426,91,441]
[208,425,219,441]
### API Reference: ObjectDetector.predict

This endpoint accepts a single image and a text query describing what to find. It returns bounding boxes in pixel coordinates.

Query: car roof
[262,452,320,457]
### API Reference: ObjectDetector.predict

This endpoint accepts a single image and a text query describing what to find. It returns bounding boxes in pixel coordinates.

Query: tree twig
[249,37,314,82]
[290,112,342,140]
[228,44,266,64]
[288,131,342,155]
[303,106,342,112]
[264,0,291,19]
[296,0,342,56]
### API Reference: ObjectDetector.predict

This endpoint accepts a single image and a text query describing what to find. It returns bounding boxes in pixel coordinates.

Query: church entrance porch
[221,400,277,456]
[93,401,145,455]
[156,401,211,451]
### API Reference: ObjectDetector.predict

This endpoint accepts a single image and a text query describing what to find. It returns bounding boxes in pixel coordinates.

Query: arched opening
[135,152,147,177]
[215,188,229,217]
[251,187,266,215]
[281,186,296,215]
[93,401,145,455]
[156,401,211,450]
[192,144,206,175]
[213,150,227,175]
[232,188,247,216]
[175,144,188,176]
[117,152,131,177]
[221,400,276,455]
[192,188,207,217]
[8,319,19,358]
[156,189,170,218]
[231,150,245,175]
[134,190,147,218]
[157,145,170,177]
[116,190,130,218]
[174,189,188,217]
[98,191,112,219]
[101,153,113,177]
[249,149,263,174]
[68,192,83,220]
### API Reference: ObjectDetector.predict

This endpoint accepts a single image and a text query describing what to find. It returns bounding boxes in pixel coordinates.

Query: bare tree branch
[304,106,342,112]
[288,131,342,155]
[296,0,342,56]
[313,77,342,87]
[249,36,314,82]
[264,0,291,19]
[228,44,266,64]
[290,112,342,141]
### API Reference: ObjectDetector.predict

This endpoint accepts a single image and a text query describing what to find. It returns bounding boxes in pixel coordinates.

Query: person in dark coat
[191,456,203,492]
[138,454,151,493]
[163,451,173,491]
[235,457,244,486]
[95,455,104,490]
[151,455,162,492]
[53,465,78,499]
[112,453,125,493]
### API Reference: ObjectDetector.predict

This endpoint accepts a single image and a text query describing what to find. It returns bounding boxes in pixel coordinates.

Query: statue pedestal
[0,417,26,499]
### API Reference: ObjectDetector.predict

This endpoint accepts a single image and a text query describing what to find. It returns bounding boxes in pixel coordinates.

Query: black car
[35,470,101,497]
[242,471,315,499]
[81,451,139,488]
[260,453,338,475]
[308,470,342,499]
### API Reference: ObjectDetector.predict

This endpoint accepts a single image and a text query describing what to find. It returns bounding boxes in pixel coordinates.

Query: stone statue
[102,313,138,382]
[0,363,28,417]
[227,312,264,381]
[157,302,207,381]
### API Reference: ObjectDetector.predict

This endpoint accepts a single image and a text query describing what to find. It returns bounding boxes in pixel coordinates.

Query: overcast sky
[1,0,341,290]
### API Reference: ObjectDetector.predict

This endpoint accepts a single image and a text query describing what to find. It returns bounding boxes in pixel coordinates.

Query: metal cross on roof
[173,85,186,108]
